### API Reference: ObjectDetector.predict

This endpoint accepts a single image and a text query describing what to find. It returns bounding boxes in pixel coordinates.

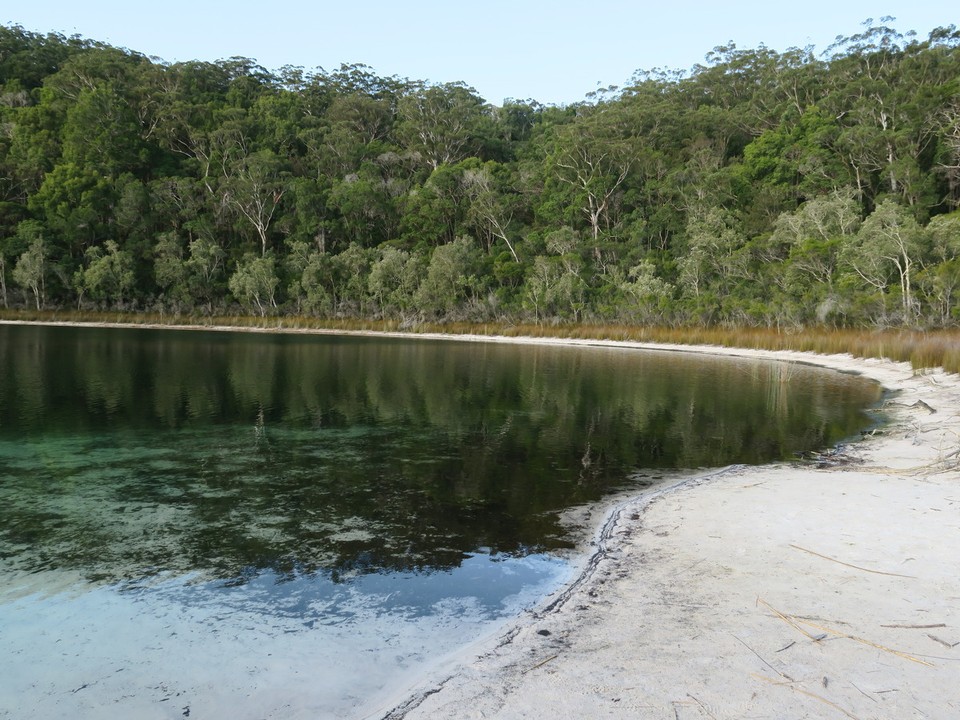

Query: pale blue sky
[5,1,956,105]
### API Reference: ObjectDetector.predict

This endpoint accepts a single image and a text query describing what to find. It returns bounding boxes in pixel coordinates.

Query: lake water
[0,325,882,718]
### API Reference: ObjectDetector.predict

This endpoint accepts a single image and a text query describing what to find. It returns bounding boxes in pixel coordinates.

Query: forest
[1,20,959,328]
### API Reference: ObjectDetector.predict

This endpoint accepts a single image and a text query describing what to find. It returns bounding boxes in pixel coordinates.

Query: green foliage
[74,240,135,308]
[415,237,484,318]
[228,253,279,316]
[397,82,487,169]
[11,220,47,309]
[843,200,927,322]
[620,260,675,324]
[2,20,960,328]
[154,232,225,312]
[368,245,420,317]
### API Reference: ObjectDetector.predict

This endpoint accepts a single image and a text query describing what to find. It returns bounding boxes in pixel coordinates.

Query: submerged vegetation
[2,19,960,335]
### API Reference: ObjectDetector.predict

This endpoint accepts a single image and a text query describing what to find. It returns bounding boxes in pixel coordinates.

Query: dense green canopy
[2,21,959,326]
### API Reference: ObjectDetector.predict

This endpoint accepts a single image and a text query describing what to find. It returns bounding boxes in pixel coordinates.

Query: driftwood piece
[911,400,937,414]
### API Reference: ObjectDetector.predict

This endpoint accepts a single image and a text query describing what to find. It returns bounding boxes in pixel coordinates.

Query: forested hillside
[2,21,959,327]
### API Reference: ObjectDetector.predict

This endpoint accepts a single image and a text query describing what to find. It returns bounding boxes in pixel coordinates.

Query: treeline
[1,20,959,327]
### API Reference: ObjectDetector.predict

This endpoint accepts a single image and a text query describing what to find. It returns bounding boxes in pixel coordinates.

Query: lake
[0,324,882,718]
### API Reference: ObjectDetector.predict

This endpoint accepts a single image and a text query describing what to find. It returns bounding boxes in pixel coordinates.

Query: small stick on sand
[880,623,947,629]
[927,634,959,648]
[789,544,916,578]
[686,693,718,719]
[523,654,558,674]
[793,618,934,667]
[757,599,934,667]
[757,598,822,641]
[850,681,878,703]
[752,674,862,720]
[732,633,793,681]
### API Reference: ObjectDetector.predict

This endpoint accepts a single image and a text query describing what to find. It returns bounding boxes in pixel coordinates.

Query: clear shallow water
[1,554,567,720]
[0,325,883,718]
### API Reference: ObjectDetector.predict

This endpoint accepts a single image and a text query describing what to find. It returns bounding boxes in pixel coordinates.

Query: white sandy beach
[369,340,960,720]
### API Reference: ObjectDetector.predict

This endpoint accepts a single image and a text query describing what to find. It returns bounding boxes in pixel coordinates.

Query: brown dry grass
[3,310,958,374]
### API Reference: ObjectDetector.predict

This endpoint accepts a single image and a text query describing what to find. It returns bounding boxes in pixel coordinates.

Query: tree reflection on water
[0,325,882,586]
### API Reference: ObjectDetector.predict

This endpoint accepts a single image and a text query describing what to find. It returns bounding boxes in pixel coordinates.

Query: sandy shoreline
[370,345,960,720]
[4,320,959,719]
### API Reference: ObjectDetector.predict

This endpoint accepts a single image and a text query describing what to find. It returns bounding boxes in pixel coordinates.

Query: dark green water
[0,324,882,718]
[0,325,882,584]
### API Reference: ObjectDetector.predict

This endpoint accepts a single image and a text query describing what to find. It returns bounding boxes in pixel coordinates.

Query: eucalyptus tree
[18,48,155,286]
[326,93,395,151]
[285,239,336,316]
[768,190,861,323]
[154,232,225,313]
[153,231,194,310]
[0,25,88,92]
[219,147,287,256]
[918,212,960,324]
[522,256,561,323]
[926,212,960,263]
[843,199,927,322]
[488,100,544,160]
[328,159,401,248]
[316,62,412,101]
[463,161,521,262]
[43,46,164,181]
[399,160,473,248]
[736,107,853,232]
[821,20,957,209]
[73,240,135,308]
[148,59,234,167]
[618,260,675,324]
[543,105,633,257]
[616,70,691,252]
[2,92,63,204]
[415,237,484,318]
[397,82,487,170]
[28,163,117,269]
[11,220,47,309]
[333,242,374,315]
[542,226,588,320]
[938,99,960,209]
[519,229,590,322]
[148,62,289,257]
[228,252,279,316]
[677,207,748,301]
[368,245,420,317]
[688,42,792,137]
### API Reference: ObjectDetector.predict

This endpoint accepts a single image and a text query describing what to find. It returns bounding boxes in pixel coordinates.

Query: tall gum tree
[397,82,486,170]
[463,162,520,262]
[11,220,47,309]
[845,199,927,320]
[545,105,633,262]
[769,190,862,322]
[219,147,287,257]
[919,212,960,323]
